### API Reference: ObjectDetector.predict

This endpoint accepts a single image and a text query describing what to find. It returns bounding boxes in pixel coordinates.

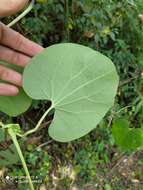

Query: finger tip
[34,46,44,55]
[9,86,19,96]
[0,84,19,96]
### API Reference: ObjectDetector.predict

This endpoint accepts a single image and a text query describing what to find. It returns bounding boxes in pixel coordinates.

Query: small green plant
[112,118,143,151]
[0,123,35,189]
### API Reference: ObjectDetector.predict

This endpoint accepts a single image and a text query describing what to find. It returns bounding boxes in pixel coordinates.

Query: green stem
[18,105,53,137]
[7,0,35,28]
[8,128,34,190]
[65,0,70,41]
[0,122,4,128]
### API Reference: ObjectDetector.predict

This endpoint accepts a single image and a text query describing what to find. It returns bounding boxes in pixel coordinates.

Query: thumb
[0,0,29,17]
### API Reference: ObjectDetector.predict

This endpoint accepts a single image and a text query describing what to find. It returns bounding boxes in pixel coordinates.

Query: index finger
[0,23,44,57]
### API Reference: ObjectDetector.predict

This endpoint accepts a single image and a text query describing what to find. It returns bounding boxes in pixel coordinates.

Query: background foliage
[1,0,143,189]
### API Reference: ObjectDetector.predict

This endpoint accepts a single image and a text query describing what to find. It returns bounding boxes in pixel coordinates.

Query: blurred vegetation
[1,0,143,189]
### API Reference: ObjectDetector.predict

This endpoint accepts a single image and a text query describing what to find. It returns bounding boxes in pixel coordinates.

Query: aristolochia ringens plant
[0,1,119,190]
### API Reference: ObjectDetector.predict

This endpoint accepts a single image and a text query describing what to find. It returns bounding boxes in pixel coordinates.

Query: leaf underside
[23,43,119,142]
[0,61,32,117]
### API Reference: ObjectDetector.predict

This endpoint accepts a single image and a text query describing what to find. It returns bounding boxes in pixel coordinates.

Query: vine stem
[18,105,54,137]
[65,0,70,41]
[7,0,35,28]
[0,122,4,128]
[8,127,35,190]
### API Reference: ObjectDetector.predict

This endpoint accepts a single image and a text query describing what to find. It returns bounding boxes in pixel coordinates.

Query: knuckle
[10,51,20,64]
[0,66,10,80]
[15,32,24,50]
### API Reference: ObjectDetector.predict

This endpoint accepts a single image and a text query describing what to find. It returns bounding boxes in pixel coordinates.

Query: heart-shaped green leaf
[0,61,32,117]
[23,43,119,142]
[112,119,143,151]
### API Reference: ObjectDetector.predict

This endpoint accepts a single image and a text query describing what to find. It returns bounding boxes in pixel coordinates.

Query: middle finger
[0,45,31,67]
[0,65,22,86]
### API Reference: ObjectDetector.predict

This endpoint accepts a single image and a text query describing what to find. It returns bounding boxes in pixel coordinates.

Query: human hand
[0,0,29,16]
[0,1,44,96]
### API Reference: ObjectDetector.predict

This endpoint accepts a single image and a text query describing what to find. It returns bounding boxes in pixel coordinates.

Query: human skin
[0,0,44,96]
[0,0,29,16]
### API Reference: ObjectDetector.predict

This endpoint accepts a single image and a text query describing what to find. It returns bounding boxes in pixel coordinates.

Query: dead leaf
[83,31,94,38]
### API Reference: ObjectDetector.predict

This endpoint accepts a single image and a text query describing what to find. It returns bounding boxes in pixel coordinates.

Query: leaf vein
[55,70,114,106]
